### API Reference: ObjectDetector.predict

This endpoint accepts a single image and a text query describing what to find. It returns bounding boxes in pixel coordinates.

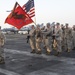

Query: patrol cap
[36,24,40,27]
[0,26,1,29]
[56,22,60,26]
[32,25,34,26]
[65,23,68,26]
[73,25,75,27]
[51,22,55,26]
[73,25,75,28]
[61,24,63,26]
[46,22,50,26]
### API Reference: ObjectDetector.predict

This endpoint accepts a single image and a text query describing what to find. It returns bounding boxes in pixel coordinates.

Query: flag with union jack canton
[22,0,35,18]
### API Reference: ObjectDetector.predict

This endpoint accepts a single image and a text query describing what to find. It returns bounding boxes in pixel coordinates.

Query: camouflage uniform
[72,25,75,50]
[64,24,72,52]
[35,25,42,54]
[54,23,62,55]
[42,23,53,54]
[0,29,5,64]
[52,25,56,49]
[41,26,46,49]
[29,25,36,53]
[61,25,65,50]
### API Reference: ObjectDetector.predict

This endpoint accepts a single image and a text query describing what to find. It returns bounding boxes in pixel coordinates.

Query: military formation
[0,23,75,64]
[28,22,75,56]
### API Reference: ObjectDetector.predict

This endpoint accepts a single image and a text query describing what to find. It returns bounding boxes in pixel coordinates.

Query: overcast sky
[0,0,75,29]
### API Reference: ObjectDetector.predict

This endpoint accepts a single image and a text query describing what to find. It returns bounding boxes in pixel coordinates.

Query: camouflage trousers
[35,37,42,51]
[64,38,72,51]
[44,37,52,52]
[72,37,75,48]
[54,38,62,52]
[0,46,5,61]
[29,38,35,50]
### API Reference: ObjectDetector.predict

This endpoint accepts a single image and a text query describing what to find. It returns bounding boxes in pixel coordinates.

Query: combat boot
[67,48,71,53]
[54,52,61,56]
[46,51,50,55]
[0,57,5,64]
[43,46,46,49]
[36,51,42,54]
[66,48,71,53]
[31,49,35,53]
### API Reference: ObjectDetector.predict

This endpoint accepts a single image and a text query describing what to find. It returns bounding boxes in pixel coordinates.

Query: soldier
[72,25,75,50]
[0,26,6,64]
[52,24,56,49]
[61,24,65,50]
[41,26,46,49]
[28,25,36,53]
[54,23,62,56]
[35,25,42,54]
[42,23,53,55]
[64,23,72,52]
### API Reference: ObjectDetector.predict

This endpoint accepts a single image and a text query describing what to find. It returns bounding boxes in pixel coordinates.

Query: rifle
[52,25,57,48]
[52,26,55,40]
[26,29,30,43]
[37,31,41,38]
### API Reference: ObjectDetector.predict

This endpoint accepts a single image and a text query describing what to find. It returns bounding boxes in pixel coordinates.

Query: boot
[66,48,71,53]
[31,49,35,53]
[43,46,46,49]
[46,51,50,55]
[67,49,70,53]
[36,51,42,54]
[54,52,61,56]
[0,57,5,64]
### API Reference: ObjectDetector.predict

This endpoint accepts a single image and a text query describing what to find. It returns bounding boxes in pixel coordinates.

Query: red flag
[5,2,33,29]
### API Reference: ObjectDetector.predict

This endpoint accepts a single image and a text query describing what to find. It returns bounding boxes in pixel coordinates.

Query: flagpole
[33,10,36,25]
[34,16,37,25]
[33,17,37,26]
